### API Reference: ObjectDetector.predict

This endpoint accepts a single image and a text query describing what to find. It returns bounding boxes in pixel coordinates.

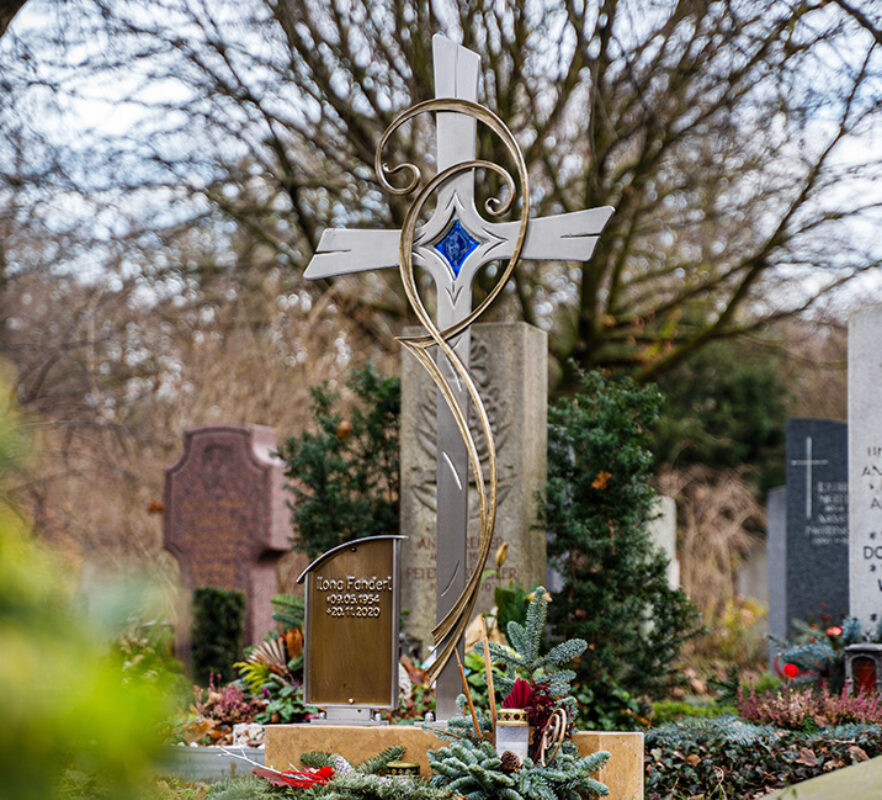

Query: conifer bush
[277,364,400,558]
[544,370,698,729]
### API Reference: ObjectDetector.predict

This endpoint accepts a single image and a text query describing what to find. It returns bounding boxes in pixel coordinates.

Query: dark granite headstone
[164,424,291,650]
[768,418,848,642]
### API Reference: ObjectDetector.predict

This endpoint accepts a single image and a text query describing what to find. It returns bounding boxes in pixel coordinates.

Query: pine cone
[500,750,522,773]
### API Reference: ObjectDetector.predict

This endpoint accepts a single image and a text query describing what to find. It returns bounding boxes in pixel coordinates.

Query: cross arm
[303,228,402,279]
[483,206,614,262]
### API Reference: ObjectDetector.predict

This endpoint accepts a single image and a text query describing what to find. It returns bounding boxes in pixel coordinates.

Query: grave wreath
[426,587,611,799]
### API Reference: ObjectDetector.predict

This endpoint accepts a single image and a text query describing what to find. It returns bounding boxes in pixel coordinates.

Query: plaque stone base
[265,726,642,798]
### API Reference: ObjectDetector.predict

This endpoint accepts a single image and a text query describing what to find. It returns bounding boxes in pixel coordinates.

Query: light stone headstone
[399,322,547,647]
[736,536,768,606]
[849,307,882,633]
[646,496,679,589]
[766,486,787,648]
[768,419,848,642]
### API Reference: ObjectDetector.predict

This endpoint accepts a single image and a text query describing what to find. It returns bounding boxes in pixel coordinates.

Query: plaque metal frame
[297,534,405,720]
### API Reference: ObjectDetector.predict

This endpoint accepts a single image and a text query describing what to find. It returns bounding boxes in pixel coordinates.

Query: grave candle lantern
[495,708,529,761]
[844,643,882,694]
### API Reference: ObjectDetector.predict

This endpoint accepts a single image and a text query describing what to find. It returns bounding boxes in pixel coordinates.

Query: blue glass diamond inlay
[434,219,479,277]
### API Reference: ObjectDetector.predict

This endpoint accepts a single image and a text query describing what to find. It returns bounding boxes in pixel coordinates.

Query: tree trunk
[0,0,28,39]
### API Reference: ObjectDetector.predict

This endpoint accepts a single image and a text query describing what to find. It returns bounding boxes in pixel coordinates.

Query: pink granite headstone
[163,424,291,650]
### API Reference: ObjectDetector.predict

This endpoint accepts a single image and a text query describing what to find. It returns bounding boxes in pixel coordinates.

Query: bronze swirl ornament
[538,708,569,766]
[375,98,529,683]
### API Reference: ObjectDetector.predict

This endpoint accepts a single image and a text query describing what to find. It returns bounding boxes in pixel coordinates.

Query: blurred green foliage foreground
[0,380,173,800]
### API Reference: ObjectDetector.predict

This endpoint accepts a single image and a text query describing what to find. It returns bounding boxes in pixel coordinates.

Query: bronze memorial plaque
[298,535,403,708]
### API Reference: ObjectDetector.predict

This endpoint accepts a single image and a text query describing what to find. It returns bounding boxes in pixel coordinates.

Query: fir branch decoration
[301,774,452,800]
[483,586,585,729]
[301,751,335,769]
[207,775,287,800]
[428,738,609,800]
[355,745,406,774]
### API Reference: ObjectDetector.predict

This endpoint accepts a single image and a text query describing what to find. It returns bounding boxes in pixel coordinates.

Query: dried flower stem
[481,616,498,736]
[454,648,483,740]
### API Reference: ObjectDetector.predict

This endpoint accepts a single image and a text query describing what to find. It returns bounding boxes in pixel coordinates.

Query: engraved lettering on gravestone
[808,480,847,546]
[857,445,882,592]
[302,34,612,716]
[201,444,234,494]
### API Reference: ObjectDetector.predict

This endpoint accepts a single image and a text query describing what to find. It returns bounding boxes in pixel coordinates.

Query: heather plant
[737,685,882,730]
[194,675,264,726]
[171,674,265,745]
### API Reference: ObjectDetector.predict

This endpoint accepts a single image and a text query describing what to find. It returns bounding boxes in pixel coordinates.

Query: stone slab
[767,486,787,646]
[265,725,643,797]
[266,724,445,775]
[156,745,264,783]
[647,496,679,589]
[762,754,882,799]
[574,732,644,800]
[849,306,882,632]
[737,534,768,605]
[399,322,548,652]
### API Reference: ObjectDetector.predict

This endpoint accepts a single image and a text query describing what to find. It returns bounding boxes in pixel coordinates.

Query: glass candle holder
[495,708,529,760]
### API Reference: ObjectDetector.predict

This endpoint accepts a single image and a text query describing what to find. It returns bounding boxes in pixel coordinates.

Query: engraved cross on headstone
[304,34,612,718]
[791,436,828,519]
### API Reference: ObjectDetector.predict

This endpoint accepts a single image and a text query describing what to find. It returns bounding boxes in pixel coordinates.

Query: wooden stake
[454,649,483,740]
[480,616,498,735]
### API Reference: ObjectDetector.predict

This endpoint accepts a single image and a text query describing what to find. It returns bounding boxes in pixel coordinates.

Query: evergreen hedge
[544,370,698,728]
[191,586,245,685]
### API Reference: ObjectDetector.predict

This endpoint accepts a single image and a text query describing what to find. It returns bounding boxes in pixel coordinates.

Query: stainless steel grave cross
[304,35,612,719]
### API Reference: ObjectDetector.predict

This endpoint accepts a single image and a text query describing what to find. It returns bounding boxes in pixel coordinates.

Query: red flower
[524,682,559,733]
[502,678,535,709]
[280,766,335,787]
[826,626,843,638]
[783,663,799,679]
[252,766,334,788]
